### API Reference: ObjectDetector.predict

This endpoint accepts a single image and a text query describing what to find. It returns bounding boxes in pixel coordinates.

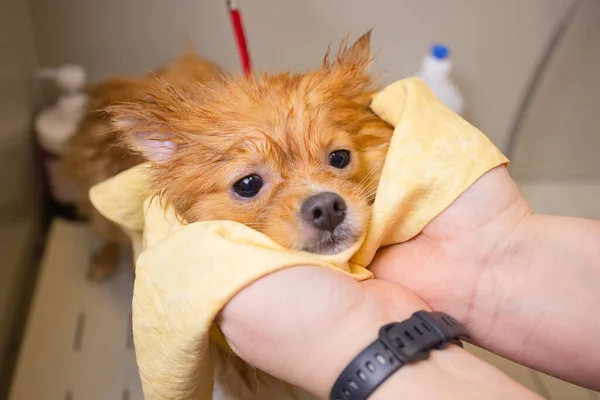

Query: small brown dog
[108,32,394,399]
[110,32,393,259]
[63,45,223,280]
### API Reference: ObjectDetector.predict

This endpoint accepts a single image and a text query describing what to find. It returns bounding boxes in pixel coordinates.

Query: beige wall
[0,0,38,219]
[0,0,40,383]
[512,0,600,180]
[29,0,573,151]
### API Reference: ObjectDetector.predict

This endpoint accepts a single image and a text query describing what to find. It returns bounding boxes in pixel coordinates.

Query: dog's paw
[89,242,119,281]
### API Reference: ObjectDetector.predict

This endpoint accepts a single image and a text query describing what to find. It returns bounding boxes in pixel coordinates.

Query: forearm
[369,345,540,400]
[219,266,540,399]
[474,214,600,388]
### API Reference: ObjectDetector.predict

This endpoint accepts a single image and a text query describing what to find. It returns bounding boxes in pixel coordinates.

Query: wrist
[306,307,404,397]
[326,310,540,400]
[370,344,541,400]
[290,279,427,397]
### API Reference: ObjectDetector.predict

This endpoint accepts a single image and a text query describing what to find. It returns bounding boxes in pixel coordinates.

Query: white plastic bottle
[417,44,464,115]
[35,64,88,216]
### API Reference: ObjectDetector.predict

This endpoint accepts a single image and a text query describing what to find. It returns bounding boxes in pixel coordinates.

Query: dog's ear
[323,30,372,72]
[338,30,372,69]
[108,101,178,164]
[322,31,376,105]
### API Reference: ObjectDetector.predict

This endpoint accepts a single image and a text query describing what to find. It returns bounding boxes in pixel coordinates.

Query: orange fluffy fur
[63,45,223,280]
[110,31,393,255]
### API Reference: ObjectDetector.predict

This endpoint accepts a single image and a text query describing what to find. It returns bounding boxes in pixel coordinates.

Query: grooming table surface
[9,219,143,400]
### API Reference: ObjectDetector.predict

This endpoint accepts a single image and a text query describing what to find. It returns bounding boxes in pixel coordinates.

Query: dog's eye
[329,150,350,169]
[233,175,263,198]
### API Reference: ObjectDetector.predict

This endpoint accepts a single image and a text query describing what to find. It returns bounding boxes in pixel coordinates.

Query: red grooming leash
[227,0,252,76]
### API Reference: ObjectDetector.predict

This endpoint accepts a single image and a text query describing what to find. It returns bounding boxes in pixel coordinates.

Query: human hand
[370,165,600,390]
[218,266,428,397]
[370,166,531,335]
[218,265,540,400]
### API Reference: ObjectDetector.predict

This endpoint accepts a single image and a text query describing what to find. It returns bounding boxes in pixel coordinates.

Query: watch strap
[330,311,469,400]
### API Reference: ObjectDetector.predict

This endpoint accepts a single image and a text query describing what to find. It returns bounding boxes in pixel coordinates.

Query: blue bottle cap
[431,44,450,60]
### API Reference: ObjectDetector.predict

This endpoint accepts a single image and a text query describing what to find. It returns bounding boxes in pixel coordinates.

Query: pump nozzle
[37,64,86,93]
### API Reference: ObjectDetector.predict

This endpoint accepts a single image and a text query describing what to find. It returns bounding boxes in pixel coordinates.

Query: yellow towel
[90,77,507,400]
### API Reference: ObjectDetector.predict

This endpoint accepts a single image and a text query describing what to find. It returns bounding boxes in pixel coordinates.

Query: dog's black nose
[301,192,346,232]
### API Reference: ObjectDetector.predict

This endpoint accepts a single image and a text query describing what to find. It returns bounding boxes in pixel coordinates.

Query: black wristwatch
[330,311,469,400]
